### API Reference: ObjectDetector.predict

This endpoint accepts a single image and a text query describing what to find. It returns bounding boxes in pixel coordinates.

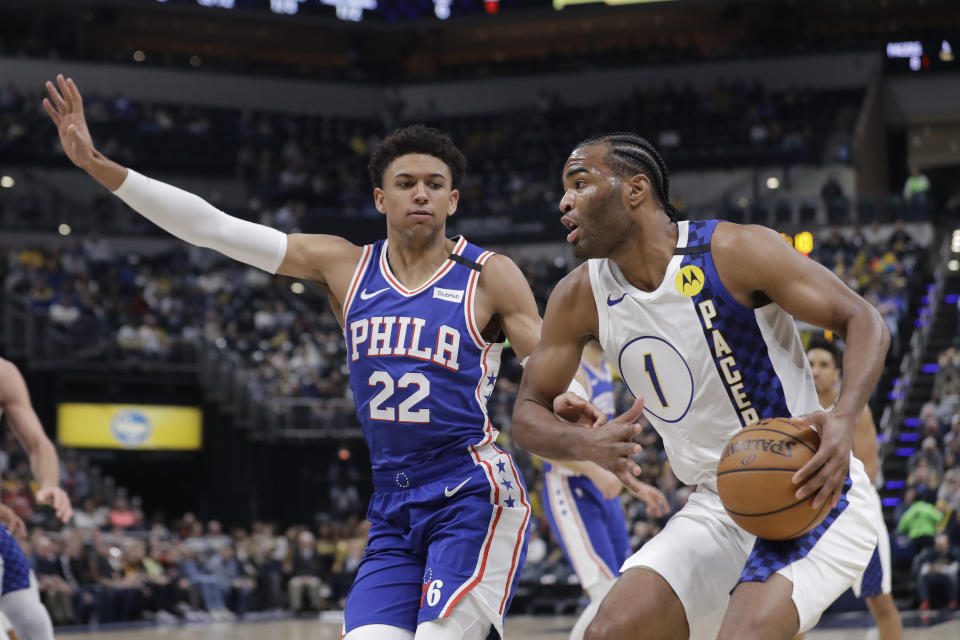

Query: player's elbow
[510,401,535,451]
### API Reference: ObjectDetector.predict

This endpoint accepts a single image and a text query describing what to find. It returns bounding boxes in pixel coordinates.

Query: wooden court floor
[56,612,960,639]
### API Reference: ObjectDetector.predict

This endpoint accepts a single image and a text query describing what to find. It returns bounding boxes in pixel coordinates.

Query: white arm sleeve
[112,169,288,274]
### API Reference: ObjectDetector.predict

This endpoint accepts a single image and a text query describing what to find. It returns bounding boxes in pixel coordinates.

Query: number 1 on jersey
[643,353,669,408]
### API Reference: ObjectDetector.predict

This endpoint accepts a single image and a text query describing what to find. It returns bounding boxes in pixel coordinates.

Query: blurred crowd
[1,80,862,236]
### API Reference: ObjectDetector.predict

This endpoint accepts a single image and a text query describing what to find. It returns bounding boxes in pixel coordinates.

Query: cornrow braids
[576,132,681,222]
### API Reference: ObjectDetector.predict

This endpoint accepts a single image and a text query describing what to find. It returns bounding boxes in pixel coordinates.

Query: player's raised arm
[43,74,361,294]
[0,359,72,523]
[712,223,890,509]
[511,266,645,491]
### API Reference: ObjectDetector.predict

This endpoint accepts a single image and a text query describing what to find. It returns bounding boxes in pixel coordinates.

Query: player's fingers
[615,396,645,425]
[67,77,83,112]
[57,74,73,111]
[789,411,822,428]
[794,456,831,500]
[792,448,828,489]
[45,80,67,112]
[617,469,646,496]
[42,98,62,126]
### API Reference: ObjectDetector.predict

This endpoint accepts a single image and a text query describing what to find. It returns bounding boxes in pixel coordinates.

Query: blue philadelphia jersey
[581,360,615,420]
[343,237,503,471]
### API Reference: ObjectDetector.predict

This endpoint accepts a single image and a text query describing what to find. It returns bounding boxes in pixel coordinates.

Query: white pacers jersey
[589,219,821,486]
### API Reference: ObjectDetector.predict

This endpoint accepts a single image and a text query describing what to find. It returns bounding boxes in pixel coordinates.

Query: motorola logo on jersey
[675,265,705,297]
[618,336,694,423]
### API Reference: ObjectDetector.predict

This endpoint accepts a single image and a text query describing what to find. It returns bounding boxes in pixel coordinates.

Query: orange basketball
[717,417,830,540]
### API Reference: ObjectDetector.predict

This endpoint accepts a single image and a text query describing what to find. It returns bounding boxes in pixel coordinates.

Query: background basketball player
[0,357,73,640]
[800,338,903,640]
[512,132,889,640]
[42,74,565,640]
[541,339,668,640]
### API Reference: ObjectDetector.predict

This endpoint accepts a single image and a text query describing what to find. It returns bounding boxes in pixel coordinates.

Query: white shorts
[852,485,892,598]
[621,456,879,636]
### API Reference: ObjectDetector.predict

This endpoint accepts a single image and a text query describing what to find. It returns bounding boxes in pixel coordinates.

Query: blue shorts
[542,471,630,592]
[344,443,530,636]
[0,525,31,595]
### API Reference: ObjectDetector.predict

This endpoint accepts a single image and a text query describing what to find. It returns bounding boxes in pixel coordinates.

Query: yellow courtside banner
[57,403,202,450]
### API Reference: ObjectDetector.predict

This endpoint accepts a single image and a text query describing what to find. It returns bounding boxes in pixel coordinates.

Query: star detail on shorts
[501,478,513,490]
[487,374,497,386]
[496,460,507,473]
[505,496,516,508]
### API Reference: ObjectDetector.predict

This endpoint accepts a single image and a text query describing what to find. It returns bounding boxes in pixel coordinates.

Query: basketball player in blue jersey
[797,339,902,640]
[541,339,668,640]
[42,74,574,640]
[512,132,891,640]
[0,358,73,640]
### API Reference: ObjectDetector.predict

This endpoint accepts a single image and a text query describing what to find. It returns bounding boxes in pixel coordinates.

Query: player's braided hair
[577,132,681,222]
[369,124,466,190]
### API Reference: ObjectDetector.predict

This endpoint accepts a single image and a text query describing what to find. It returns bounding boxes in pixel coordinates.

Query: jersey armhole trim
[342,244,374,322]
[465,250,497,349]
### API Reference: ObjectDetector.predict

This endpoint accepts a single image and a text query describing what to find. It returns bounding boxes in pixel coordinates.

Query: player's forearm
[834,306,890,425]
[513,399,591,461]
[82,150,128,192]
[107,168,288,274]
[28,437,61,490]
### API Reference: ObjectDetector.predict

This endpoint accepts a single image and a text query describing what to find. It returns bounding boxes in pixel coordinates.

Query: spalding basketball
[717,417,830,540]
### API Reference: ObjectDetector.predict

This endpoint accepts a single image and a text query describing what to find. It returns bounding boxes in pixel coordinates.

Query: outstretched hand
[584,397,646,494]
[790,410,854,510]
[42,74,97,169]
[36,486,74,524]
[553,391,607,428]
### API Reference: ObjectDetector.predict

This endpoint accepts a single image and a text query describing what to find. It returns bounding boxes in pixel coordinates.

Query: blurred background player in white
[0,358,74,640]
[40,74,586,640]
[799,338,903,640]
[541,339,668,640]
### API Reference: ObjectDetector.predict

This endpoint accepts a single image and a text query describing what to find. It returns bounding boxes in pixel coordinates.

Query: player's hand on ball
[42,74,97,170]
[0,504,27,538]
[585,397,645,494]
[790,410,853,510]
[628,481,670,518]
[553,391,607,428]
[36,486,74,524]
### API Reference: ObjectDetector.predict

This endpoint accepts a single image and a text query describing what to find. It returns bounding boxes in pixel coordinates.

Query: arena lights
[779,231,815,256]
[58,223,72,236]
[554,0,676,8]
[321,0,376,21]
[434,0,451,19]
[133,50,146,62]
[270,0,304,13]
[0,176,14,188]
[952,229,960,253]
[291,282,306,294]
[949,260,960,272]
[765,176,780,190]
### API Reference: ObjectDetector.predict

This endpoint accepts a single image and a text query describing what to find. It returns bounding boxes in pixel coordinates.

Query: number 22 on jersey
[368,371,430,423]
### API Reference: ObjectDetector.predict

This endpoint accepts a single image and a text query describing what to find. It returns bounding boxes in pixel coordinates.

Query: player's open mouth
[561,216,580,243]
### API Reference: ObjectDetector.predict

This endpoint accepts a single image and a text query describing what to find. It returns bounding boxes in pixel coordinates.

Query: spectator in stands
[903,166,932,218]
[33,536,75,625]
[108,495,136,530]
[915,534,958,620]
[177,544,234,621]
[897,493,943,555]
[285,530,326,615]
[910,437,945,480]
[938,469,960,515]
[204,544,255,617]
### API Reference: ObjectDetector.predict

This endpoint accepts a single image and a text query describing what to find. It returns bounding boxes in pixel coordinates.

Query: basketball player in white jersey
[0,358,73,640]
[798,338,902,640]
[512,132,889,640]
[42,74,606,640]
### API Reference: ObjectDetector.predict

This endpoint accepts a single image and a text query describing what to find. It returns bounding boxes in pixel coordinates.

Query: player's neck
[818,388,839,409]
[384,227,454,289]
[614,216,679,293]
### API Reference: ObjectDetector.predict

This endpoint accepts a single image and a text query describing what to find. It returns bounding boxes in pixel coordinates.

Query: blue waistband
[372,450,483,491]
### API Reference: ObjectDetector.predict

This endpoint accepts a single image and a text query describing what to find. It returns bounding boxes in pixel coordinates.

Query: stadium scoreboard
[147,0,680,22]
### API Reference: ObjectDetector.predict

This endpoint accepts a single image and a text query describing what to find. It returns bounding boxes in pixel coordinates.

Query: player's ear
[373,187,387,215]
[447,189,459,218]
[626,174,651,208]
